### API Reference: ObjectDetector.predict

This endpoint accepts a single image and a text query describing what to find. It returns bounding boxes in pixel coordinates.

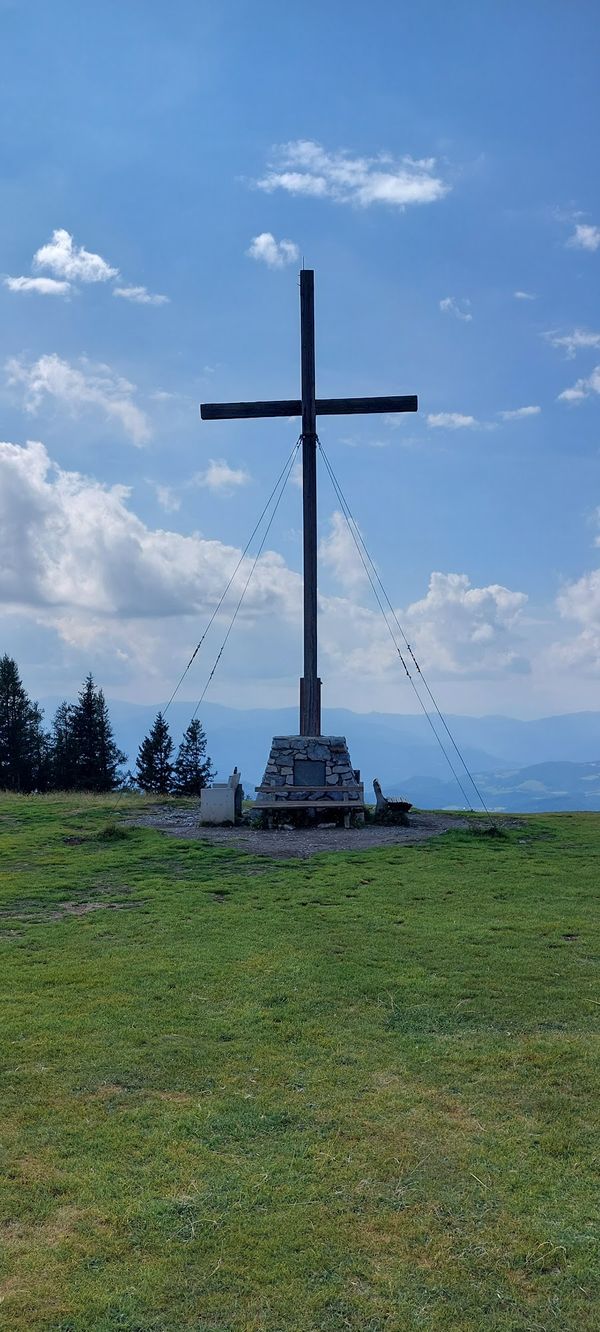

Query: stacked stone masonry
[256,735,363,804]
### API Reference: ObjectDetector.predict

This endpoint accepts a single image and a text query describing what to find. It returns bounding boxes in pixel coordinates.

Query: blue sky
[1,0,599,718]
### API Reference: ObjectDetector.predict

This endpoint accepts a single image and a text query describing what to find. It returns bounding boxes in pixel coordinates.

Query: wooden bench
[254,785,365,829]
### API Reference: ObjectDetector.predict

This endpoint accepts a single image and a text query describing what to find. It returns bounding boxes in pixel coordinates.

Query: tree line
[0,654,214,795]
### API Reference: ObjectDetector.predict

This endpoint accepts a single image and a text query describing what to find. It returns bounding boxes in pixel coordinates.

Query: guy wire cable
[318,437,497,824]
[109,437,300,812]
[321,441,486,799]
[162,436,302,717]
[317,438,474,811]
[189,440,300,723]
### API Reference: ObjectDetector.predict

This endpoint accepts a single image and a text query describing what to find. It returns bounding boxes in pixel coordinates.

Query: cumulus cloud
[152,484,181,513]
[554,567,600,672]
[113,285,169,306]
[566,223,600,252]
[192,459,250,494]
[557,364,600,404]
[256,140,449,209]
[0,440,533,697]
[33,228,118,282]
[0,440,290,619]
[4,275,71,296]
[246,233,299,268]
[499,405,541,420]
[514,290,537,300]
[6,353,151,445]
[321,570,529,683]
[439,295,472,321]
[402,572,529,677]
[5,229,169,307]
[427,412,478,429]
[319,511,368,592]
[544,328,600,358]
[0,440,300,705]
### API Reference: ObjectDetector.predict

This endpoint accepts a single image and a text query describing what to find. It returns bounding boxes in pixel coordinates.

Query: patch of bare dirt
[128,806,470,859]
[2,1204,86,1251]
[0,892,145,925]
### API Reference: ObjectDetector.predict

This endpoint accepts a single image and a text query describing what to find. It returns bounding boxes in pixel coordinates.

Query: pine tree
[173,718,214,795]
[71,675,125,791]
[50,701,79,790]
[135,712,174,793]
[72,674,102,790]
[28,701,52,792]
[50,677,125,791]
[0,655,49,792]
[94,686,126,790]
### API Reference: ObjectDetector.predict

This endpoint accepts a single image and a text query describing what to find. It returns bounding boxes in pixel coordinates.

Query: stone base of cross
[254,732,365,827]
[201,269,417,738]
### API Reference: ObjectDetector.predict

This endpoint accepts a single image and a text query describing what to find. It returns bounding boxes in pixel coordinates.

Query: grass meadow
[0,794,598,1331]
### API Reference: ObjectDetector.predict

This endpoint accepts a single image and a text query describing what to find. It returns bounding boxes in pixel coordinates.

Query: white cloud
[192,459,250,494]
[0,440,541,709]
[10,228,167,308]
[402,572,529,677]
[321,570,529,683]
[514,290,537,300]
[290,460,303,490]
[566,223,600,252]
[6,353,151,445]
[256,140,449,209]
[153,484,181,513]
[114,285,169,306]
[319,511,368,592]
[4,275,71,296]
[427,412,478,429]
[0,441,295,627]
[246,233,299,268]
[544,328,600,358]
[33,228,118,282]
[341,434,390,449]
[499,405,541,420]
[439,295,472,322]
[555,568,600,673]
[557,364,600,404]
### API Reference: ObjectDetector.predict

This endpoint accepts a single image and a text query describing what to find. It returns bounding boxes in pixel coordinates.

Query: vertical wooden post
[299,269,321,736]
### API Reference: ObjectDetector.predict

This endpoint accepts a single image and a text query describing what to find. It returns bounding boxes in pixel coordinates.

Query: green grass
[0,793,598,1332]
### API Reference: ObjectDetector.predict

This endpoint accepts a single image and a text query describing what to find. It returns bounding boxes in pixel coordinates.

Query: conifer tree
[0,655,49,792]
[173,718,214,795]
[50,677,125,791]
[93,686,126,790]
[71,674,125,791]
[50,701,79,790]
[135,712,174,793]
[28,701,52,792]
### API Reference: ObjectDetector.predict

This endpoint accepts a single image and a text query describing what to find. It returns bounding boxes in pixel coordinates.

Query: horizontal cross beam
[200,394,418,422]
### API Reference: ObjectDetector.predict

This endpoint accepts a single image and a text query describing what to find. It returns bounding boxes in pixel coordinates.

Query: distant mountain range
[396,761,600,813]
[38,699,600,812]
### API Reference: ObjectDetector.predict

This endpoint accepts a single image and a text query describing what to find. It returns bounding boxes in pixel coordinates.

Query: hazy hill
[395,760,600,813]
[36,699,600,811]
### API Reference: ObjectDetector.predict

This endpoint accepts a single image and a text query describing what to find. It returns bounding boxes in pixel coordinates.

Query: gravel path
[128,805,469,859]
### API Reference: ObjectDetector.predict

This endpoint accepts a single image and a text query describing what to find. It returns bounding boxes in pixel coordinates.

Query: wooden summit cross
[200,270,418,737]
